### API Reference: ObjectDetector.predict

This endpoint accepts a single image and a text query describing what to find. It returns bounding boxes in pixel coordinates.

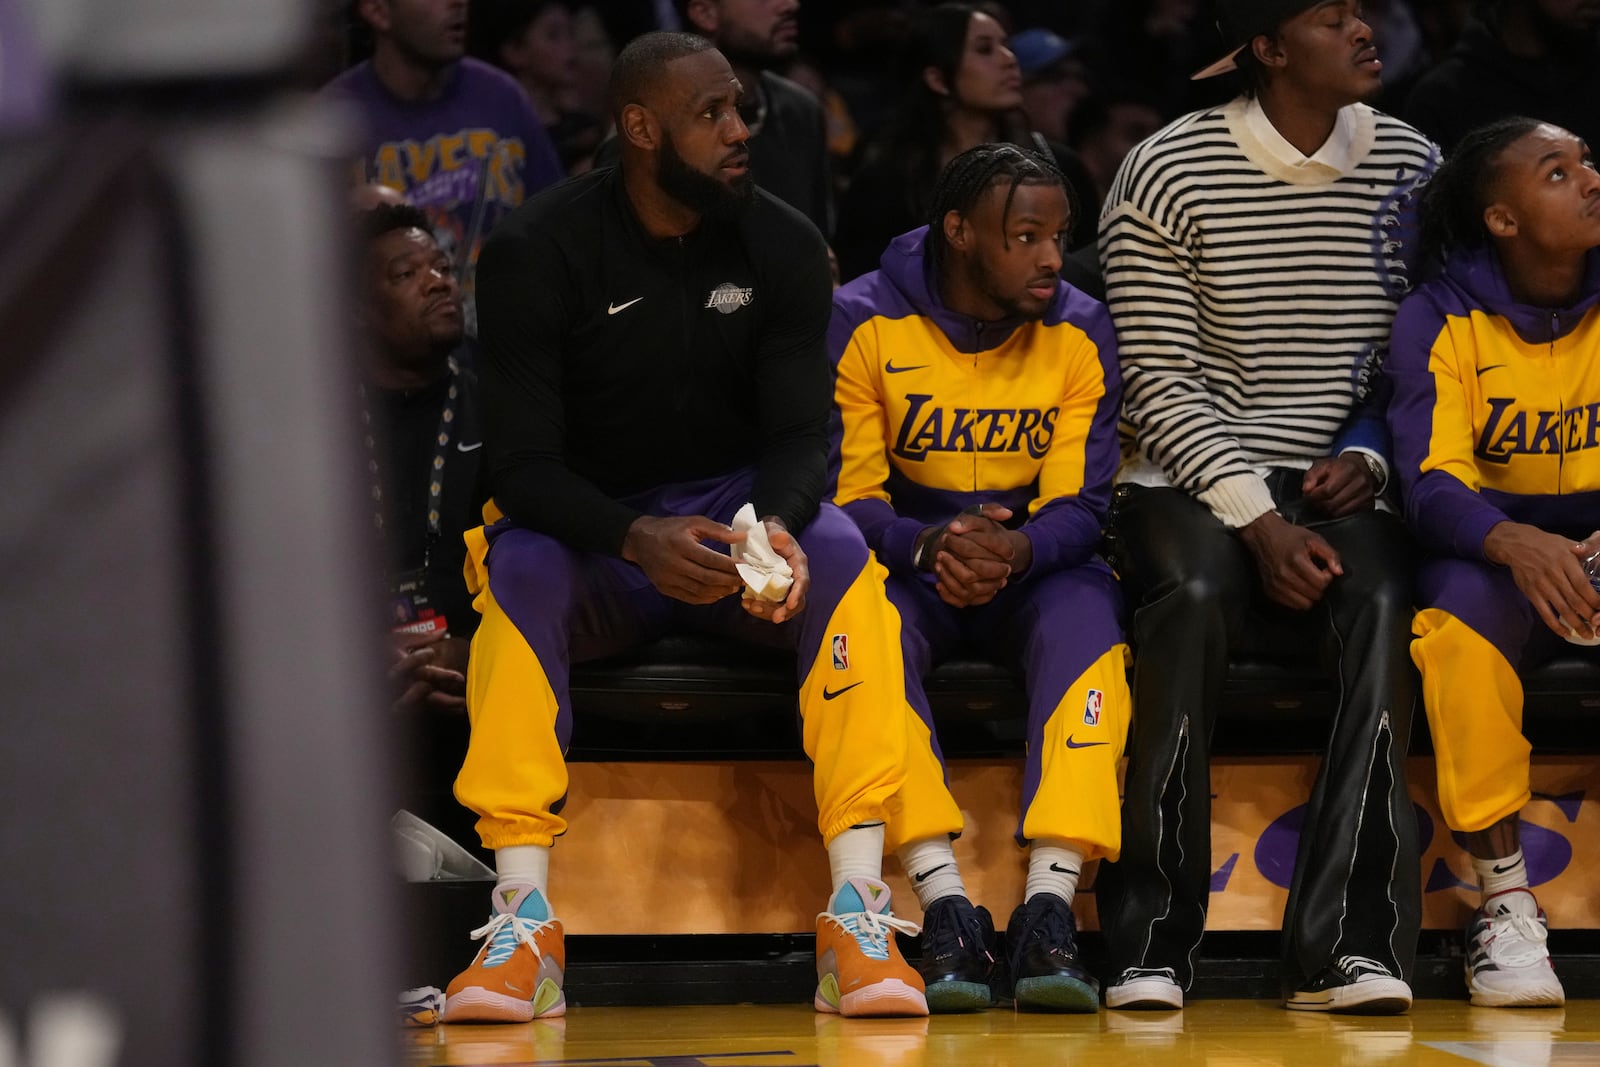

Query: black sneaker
[916,897,1001,1013]
[1285,955,1412,1014]
[1004,893,1099,1012]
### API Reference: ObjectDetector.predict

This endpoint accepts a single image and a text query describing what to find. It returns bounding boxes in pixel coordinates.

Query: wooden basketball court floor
[404,1000,1600,1066]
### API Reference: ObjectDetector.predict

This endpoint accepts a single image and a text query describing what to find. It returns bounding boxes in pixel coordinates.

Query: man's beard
[657,131,755,219]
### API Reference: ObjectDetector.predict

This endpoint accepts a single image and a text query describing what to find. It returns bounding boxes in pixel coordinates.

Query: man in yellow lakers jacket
[829,144,1129,1013]
[1386,116,1600,1009]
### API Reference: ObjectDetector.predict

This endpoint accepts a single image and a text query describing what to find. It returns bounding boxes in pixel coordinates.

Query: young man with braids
[1386,116,1600,1008]
[830,143,1129,1013]
[443,31,935,1022]
[1096,0,1438,1013]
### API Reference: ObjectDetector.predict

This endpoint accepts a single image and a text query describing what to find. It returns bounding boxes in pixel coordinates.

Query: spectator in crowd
[1386,116,1600,1009]
[325,0,564,334]
[355,200,486,715]
[1068,89,1164,206]
[470,0,605,173]
[1405,0,1600,153]
[569,6,619,124]
[1011,27,1090,144]
[1363,0,1432,114]
[1096,0,1438,1014]
[592,0,834,236]
[835,3,1099,282]
[441,32,952,1023]
[675,0,833,236]
[783,52,861,186]
[831,144,1130,1013]
[1083,0,1220,119]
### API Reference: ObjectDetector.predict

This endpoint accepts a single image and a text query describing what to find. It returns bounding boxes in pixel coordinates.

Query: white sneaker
[1106,966,1184,1010]
[1466,888,1566,1008]
[1286,955,1411,1014]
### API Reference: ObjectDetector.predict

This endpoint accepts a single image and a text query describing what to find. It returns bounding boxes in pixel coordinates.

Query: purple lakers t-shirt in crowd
[326,57,564,331]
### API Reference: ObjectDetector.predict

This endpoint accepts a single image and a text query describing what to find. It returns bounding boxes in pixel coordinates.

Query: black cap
[1191,0,1324,80]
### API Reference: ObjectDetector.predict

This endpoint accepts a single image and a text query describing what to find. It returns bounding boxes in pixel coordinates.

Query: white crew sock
[827,822,885,898]
[1472,849,1529,903]
[896,836,968,910]
[495,844,552,906]
[1025,841,1086,908]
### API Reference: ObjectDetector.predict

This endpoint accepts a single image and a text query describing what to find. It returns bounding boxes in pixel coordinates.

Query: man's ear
[356,0,391,34]
[620,103,660,151]
[1250,33,1286,72]
[684,0,719,36]
[922,65,950,98]
[942,209,969,252]
[1484,201,1518,240]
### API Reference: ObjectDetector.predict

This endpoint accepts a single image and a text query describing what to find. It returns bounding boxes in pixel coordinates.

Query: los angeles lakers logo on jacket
[705,283,754,314]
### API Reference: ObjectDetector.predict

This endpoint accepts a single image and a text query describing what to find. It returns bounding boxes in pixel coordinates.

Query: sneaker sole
[1285,978,1411,1015]
[814,979,929,1018]
[925,980,992,1014]
[1468,976,1566,1008]
[443,986,567,1023]
[1106,981,1183,1011]
[1014,975,1100,1013]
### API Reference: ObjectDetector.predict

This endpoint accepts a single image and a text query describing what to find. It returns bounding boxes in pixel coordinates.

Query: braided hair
[926,143,1068,277]
[1418,115,1545,265]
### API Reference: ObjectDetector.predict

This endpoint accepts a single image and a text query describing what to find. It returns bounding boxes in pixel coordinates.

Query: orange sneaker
[814,877,928,1017]
[443,884,566,1023]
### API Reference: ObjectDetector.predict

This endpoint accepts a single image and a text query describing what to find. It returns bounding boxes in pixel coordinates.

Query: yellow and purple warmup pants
[886,559,1131,860]
[1413,557,1600,833]
[455,469,963,851]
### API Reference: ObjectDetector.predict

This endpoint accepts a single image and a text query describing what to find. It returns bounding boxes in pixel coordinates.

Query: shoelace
[1335,954,1394,979]
[923,903,987,962]
[819,907,920,962]
[1122,966,1178,984]
[1022,898,1075,954]
[470,911,555,968]
[1483,911,1549,969]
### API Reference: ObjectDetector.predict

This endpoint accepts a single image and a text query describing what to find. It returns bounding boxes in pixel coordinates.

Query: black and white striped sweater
[1099,96,1438,528]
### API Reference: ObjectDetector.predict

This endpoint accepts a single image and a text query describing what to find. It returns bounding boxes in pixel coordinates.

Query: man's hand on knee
[1485,522,1600,640]
[622,514,745,604]
[1239,511,1342,611]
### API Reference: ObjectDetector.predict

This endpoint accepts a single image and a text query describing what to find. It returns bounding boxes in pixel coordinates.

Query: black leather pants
[1096,484,1421,995]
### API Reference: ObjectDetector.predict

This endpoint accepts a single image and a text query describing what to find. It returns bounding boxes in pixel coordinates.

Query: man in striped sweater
[1095,0,1438,1014]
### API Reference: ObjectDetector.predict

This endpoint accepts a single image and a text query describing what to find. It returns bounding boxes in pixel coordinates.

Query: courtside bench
[406,633,1600,1004]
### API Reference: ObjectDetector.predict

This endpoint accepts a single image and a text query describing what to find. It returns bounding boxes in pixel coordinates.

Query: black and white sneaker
[1106,966,1183,1010]
[1286,955,1411,1014]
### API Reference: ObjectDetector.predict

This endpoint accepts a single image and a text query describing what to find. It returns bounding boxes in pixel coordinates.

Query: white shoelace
[1484,911,1549,969]
[470,911,556,967]
[1123,966,1179,984]
[1336,954,1395,979]
[818,908,920,962]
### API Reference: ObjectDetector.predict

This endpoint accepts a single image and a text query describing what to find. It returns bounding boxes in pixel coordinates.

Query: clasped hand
[917,503,1034,608]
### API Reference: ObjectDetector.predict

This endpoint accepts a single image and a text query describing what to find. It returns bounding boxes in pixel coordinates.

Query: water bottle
[1568,547,1600,646]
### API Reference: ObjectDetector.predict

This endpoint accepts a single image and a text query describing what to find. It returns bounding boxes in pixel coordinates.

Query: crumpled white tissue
[730,502,793,602]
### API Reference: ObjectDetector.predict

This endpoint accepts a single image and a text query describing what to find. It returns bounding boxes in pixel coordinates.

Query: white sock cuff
[1026,841,1086,906]
[1472,849,1529,898]
[827,822,886,896]
[496,844,551,897]
[896,836,967,909]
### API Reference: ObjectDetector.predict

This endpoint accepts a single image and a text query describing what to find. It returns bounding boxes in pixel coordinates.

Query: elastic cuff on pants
[476,825,559,851]
[820,806,891,849]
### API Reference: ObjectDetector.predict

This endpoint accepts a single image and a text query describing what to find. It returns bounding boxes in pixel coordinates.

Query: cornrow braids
[926,143,1066,277]
[1418,115,1544,266]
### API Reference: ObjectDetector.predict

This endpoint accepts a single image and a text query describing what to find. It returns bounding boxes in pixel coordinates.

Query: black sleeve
[749,212,834,533]
[476,221,642,555]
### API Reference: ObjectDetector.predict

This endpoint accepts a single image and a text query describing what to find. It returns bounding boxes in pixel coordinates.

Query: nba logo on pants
[1083,688,1102,727]
[831,634,849,670]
